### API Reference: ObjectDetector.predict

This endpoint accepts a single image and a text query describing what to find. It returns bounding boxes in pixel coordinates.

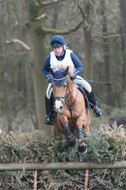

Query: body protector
[50,49,75,72]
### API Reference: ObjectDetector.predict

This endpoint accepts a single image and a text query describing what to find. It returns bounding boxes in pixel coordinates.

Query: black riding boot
[88,91,103,117]
[44,96,53,125]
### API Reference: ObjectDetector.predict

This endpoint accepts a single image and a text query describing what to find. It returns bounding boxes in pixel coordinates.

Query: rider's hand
[46,75,52,83]
[70,73,77,80]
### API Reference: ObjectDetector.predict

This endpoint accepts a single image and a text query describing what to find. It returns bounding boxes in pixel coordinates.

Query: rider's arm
[42,55,51,78]
[70,52,84,75]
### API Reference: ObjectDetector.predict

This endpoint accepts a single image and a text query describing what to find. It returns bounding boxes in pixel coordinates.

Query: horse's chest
[63,108,79,119]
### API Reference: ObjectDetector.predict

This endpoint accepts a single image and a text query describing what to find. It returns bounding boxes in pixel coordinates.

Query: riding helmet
[51,35,66,48]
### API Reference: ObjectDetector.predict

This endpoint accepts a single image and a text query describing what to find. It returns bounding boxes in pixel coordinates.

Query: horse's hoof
[66,136,76,147]
[78,144,87,155]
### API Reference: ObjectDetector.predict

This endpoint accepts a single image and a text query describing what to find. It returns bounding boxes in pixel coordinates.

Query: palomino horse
[50,67,91,154]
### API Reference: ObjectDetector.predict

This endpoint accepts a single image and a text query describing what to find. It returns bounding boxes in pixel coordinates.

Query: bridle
[54,80,78,112]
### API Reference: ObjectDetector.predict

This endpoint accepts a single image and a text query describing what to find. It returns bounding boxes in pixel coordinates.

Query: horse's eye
[64,84,67,88]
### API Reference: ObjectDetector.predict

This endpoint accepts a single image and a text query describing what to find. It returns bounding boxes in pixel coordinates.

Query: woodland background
[0,0,126,189]
[0,0,126,134]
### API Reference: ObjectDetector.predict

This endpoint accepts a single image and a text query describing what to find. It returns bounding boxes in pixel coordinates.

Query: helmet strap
[60,48,64,56]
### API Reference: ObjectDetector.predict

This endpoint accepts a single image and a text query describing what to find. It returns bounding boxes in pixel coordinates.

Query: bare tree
[73,0,93,79]
[0,38,12,131]
[100,0,113,105]
[119,0,126,91]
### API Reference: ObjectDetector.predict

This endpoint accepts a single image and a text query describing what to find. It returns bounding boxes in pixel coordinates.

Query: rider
[42,35,103,125]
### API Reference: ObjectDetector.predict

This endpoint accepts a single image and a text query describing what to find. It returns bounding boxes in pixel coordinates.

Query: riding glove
[70,73,77,80]
[46,75,53,83]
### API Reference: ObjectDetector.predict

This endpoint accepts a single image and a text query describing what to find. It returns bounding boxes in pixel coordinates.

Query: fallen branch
[34,171,37,190]
[35,13,48,21]
[6,39,30,51]
[89,169,108,190]
[0,161,126,171]
[84,169,89,190]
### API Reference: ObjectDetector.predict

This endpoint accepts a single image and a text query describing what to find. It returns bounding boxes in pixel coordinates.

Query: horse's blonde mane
[67,75,74,91]
[58,65,73,77]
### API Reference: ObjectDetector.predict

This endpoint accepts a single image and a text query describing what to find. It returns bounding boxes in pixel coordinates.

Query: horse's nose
[55,100,64,113]
[59,105,63,112]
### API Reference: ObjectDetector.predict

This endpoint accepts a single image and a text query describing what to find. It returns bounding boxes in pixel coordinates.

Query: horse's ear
[64,67,69,76]
[49,67,54,76]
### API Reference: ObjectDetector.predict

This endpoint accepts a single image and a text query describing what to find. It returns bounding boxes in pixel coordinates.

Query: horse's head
[50,67,69,113]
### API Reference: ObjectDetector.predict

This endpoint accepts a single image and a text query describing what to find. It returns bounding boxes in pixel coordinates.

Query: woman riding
[42,35,102,125]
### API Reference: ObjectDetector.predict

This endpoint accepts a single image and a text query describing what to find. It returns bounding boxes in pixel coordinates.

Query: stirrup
[93,106,103,117]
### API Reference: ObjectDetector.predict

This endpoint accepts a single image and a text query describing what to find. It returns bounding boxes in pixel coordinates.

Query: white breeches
[73,76,92,93]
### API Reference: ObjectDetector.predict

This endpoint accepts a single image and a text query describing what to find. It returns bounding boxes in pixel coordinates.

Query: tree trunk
[82,3,93,80]
[83,24,92,79]
[22,1,51,134]
[119,0,126,91]
[0,40,12,131]
[101,0,113,105]
[27,29,45,130]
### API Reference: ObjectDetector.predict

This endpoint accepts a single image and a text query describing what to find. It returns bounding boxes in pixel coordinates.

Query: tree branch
[37,20,83,35]
[39,0,66,8]
[73,0,86,20]
[93,33,126,39]
[6,39,30,51]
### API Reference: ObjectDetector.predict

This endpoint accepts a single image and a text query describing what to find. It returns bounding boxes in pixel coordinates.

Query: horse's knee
[76,118,83,128]
[76,115,86,127]
[59,115,68,126]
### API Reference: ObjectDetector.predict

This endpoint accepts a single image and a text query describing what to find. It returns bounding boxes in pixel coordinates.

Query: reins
[66,86,78,127]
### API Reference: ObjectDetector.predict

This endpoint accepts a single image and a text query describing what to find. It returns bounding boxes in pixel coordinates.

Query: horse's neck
[67,76,77,101]
[67,76,74,91]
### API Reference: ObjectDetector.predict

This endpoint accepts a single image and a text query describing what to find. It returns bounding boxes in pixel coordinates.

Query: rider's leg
[44,83,53,125]
[73,76,103,117]
[87,90,103,117]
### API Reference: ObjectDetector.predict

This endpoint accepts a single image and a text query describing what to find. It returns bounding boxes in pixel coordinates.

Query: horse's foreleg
[77,128,87,154]
[77,128,84,143]
[59,115,76,147]
[64,125,76,147]
[76,117,87,154]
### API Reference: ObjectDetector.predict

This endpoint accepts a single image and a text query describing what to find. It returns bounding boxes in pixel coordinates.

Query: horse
[50,67,91,154]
